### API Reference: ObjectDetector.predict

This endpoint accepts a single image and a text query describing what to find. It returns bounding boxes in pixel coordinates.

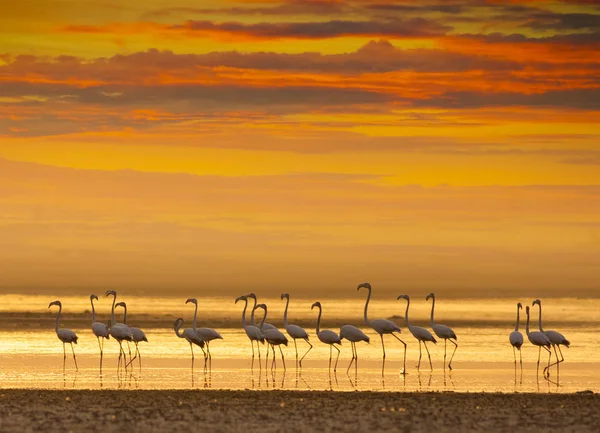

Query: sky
[1,0,599,297]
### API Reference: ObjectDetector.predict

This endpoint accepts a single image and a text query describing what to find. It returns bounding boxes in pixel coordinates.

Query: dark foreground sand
[0,389,597,432]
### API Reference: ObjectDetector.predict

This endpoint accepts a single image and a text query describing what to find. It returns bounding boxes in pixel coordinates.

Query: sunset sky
[1,0,599,297]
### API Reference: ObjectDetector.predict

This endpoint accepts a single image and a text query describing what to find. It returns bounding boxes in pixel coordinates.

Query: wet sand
[0,389,597,432]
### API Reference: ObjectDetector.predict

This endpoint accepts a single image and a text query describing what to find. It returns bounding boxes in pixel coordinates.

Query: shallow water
[0,295,598,392]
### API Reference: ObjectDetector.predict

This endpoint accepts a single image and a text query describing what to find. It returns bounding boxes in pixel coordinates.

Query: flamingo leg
[299,338,312,367]
[536,346,541,374]
[424,342,433,371]
[443,339,447,370]
[333,345,340,372]
[448,339,458,370]
[189,341,194,360]
[63,342,66,360]
[512,346,517,366]
[70,342,78,370]
[391,333,407,375]
[347,342,356,373]
[279,345,286,371]
[271,344,276,370]
[380,334,386,359]
[329,345,332,371]
[417,340,423,370]
[543,346,552,377]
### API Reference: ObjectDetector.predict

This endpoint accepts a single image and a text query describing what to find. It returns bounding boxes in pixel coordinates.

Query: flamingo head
[397,294,409,302]
[525,306,530,316]
[426,292,435,301]
[517,302,522,309]
[357,283,371,291]
[90,294,98,302]
[311,301,321,310]
[234,295,246,304]
[246,293,257,301]
[185,298,198,305]
[280,293,289,300]
[115,301,126,308]
[105,290,116,297]
[48,300,61,309]
[174,318,184,330]
[254,303,266,312]
[532,299,541,307]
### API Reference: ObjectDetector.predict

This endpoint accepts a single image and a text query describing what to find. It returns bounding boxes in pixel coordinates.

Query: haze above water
[0,295,598,393]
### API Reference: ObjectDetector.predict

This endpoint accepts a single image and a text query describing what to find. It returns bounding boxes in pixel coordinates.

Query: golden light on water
[1,295,599,392]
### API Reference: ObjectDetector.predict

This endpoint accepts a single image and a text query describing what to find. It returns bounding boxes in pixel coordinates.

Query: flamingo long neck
[514,306,520,332]
[536,303,544,332]
[429,295,436,327]
[525,310,530,335]
[259,307,266,332]
[110,294,117,326]
[250,297,257,326]
[283,296,290,328]
[174,321,184,338]
[403,298,411,330]
[363,288,371,326]
[55,304,61,333]
[315,306,322,335]
[122,304,128,325]
[240,299,248,328]
[90,298,96,323]
[192,302,198,332]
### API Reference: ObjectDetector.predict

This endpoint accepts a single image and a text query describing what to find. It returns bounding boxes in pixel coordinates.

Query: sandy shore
[0,389,597,432]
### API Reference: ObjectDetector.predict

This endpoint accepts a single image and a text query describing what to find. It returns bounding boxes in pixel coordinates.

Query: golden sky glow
[1,0,599,297]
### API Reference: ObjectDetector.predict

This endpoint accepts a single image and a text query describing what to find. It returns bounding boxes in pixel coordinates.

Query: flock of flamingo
[47,283,569,379]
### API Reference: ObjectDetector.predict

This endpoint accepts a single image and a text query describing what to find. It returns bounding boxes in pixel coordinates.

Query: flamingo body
[510,331,523,350]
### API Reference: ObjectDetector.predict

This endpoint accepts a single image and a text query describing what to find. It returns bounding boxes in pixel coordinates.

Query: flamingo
[339,324,369,373]
[48,300,78,370]
[357,282,406,373]
[532,299,570,375]
[105,290,133,369]
[398,294,437,371]
[311,301,342,372]
[90,294,110,365]
[254,303,288,370]
[426,293,458,370]
[246,293,276,330]
[235,295,265,363]
[280,293,312,367]
[185,298,223,361]
[509,303,524,368]
[173,318,205,361]
[115,301,148,368]
[525,306,552,377]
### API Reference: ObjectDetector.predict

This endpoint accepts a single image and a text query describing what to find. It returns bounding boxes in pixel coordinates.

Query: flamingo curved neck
[403,298,411,329]
[315,306,322,335]
[174,322,184,338]
[514,306,520,332]
[363,288,372,326]
[429,295,436,327]
[258,307,266,331]
[192,302,198,331]
[90,298,96,323]
[109,294,117,326]
[122,304,128,325]
[536,303,544,332]
[55,304,61,333]
[240,299,248,328]
[283,296,290,328]
[249,297,257,326]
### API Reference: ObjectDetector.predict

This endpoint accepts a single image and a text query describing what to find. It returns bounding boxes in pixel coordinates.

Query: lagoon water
[0,295,598,393]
